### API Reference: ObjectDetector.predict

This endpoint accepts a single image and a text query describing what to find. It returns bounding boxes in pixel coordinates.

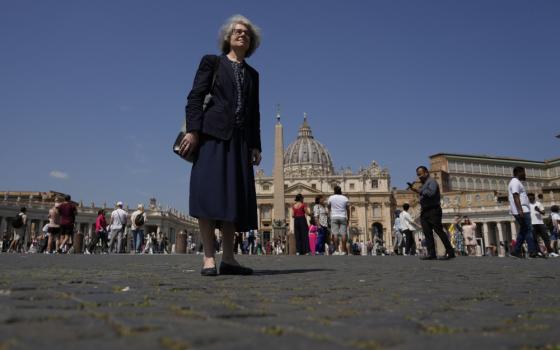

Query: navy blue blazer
[185,54,261,152]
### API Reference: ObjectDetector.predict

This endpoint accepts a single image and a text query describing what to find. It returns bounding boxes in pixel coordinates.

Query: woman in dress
[179,15,262,276]
[292,194,311,255]
[308,218,318,256]
[462,217,477,256]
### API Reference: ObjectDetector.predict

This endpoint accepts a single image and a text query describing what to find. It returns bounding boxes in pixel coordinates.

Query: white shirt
[552,213,560,232]
[328,194,349,219]
[399,211,416,231]
[529,201,544,225]
[110,208,128,230]
[508,178,529,215]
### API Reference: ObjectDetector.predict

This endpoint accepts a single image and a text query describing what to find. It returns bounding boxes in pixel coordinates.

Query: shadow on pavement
[252,268,333,276]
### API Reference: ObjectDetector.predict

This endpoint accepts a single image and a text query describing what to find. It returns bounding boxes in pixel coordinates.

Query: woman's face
[229,23,251,53]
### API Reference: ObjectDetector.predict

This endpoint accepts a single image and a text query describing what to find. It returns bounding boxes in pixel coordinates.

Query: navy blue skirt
[189,128,258,232]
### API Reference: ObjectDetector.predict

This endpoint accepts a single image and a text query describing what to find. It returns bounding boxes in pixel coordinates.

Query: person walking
[550,205,560,254]
[393,210,403,255]
[247,230,256,255]
[57,195,77,253]
[108,202,128,253]
[87,209,108,254]
[46,202,60,254]
[313,195,329,255]
[292,193,310,255]
[528,193,556,257]
[328,185,350,255]
[408,166,455,260]
[399,203,419,256]
[131,204,147,254]
[179,15,262,276]
[462,217,477,256]
[308,218,318,256]
[8,207,27,253]
[508,167,540,259]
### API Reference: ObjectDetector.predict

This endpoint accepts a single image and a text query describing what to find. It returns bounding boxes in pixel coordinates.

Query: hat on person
[116,201,123,207]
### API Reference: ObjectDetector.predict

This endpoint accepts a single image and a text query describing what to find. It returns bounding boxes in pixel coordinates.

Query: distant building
[394,153,560,256]
[255,114,393,245]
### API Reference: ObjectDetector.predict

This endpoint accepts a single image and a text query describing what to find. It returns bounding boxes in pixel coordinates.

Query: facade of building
[394,153,560,256]
[255,114,393,245]
[0,191,199,248]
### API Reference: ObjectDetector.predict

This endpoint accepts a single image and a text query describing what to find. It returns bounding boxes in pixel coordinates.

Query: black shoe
[529,252,547,259]
[420,255,437,261]
[219,262,253,275]
[439,253,456,261]
[200,267,218,276]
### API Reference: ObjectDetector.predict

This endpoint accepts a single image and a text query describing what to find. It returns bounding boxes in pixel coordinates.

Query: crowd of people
[1,196,170,255]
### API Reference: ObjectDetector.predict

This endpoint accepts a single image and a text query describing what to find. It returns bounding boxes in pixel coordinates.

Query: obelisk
[272,108,290,252]
[272,109,286,224]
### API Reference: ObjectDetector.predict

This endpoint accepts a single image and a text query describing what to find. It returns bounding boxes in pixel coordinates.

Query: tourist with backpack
[131,204,147,254]
[8,207,27,253]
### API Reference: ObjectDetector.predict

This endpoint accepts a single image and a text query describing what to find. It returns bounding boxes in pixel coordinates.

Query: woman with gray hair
[179,15,262,276]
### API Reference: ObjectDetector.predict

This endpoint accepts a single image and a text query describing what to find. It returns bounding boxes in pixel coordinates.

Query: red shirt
[292,203,306,217]
[95,214,107,232]
[58,202,77,226]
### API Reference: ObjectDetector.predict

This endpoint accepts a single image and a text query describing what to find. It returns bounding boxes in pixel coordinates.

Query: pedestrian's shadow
[252,268,333,276]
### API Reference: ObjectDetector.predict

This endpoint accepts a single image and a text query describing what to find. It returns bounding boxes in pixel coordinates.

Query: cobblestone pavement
[1,254,559,350]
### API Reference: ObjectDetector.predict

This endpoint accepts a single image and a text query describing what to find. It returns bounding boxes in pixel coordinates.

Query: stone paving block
[1,254,560,349]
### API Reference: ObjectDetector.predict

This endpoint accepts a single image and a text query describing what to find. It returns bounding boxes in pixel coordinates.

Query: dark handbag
[173,55,220,163]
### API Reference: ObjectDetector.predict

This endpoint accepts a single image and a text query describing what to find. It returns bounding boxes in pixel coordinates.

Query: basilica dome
[284,116,334,177]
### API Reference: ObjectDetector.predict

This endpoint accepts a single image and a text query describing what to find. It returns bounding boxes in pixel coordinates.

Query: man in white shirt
[131,204,148,254]
[328,185,350,255]
[109,201,128,254]
[528,193,556,257]
[399,204,419,256]
[508,167,539,258]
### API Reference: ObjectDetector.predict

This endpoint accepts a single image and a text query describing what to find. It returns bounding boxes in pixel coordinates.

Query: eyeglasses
[232,28,251,37]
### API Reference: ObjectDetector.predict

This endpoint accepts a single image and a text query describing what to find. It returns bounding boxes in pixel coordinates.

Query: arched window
[459,177,466,190]
[498,179,506,190]
[483,179,490,190]
[475,178,482,190]
[467,178,474,190]
[451,177,458,190]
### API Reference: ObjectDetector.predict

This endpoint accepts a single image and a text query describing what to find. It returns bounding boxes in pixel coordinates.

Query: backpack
[134,213,145,227]
[12,214,23,229]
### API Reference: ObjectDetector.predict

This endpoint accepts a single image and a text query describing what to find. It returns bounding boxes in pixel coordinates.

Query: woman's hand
[180,132,199,158]
[251,149,262,166]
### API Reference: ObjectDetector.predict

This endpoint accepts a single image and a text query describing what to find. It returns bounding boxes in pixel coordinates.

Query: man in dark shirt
[57,194,77,253]
[408,166,455,260]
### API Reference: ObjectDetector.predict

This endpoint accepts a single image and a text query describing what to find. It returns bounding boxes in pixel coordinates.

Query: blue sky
[1,0,559,214]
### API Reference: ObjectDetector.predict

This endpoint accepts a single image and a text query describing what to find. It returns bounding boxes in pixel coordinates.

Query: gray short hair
[219,14,261,58]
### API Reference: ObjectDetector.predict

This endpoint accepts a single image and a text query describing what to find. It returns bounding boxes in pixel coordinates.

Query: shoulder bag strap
[182,55,221,133]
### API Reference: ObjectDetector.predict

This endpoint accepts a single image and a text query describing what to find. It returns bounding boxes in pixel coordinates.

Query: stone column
[496,222,505,257]
[482,222,489,256]
[510,221,518,240]
[0,217,5,234]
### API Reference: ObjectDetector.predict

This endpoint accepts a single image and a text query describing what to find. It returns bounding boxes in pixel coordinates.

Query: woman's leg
[199,218,217,268]
[220,222,238,265]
